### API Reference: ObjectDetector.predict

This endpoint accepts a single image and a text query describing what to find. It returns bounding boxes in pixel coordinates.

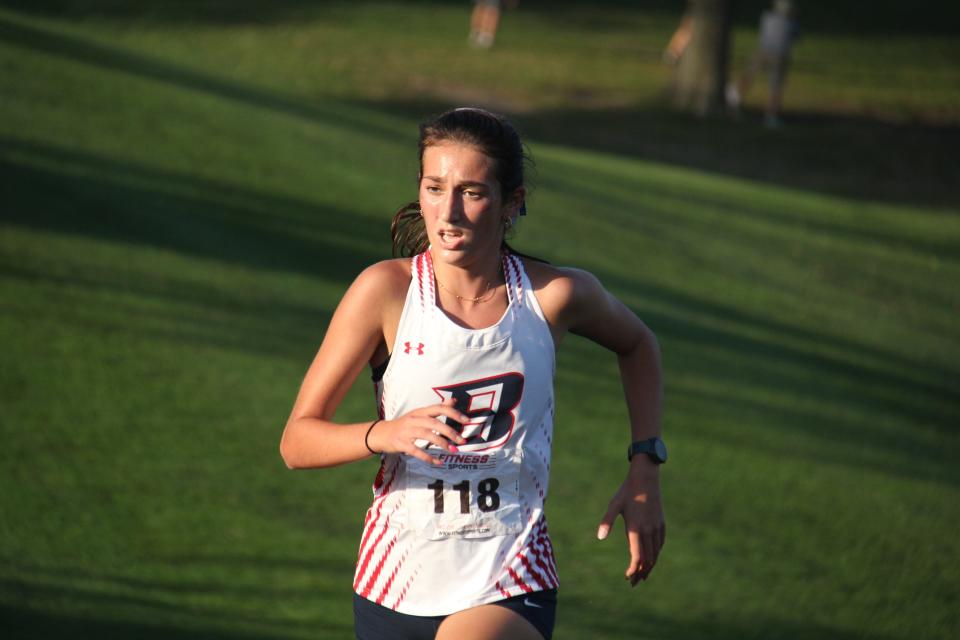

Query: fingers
[636,530,656,583]
[424,400,471,429]
[597,499,620,541]
[631,523,666,585]
[596,501,665,587]
[431,403,469,447]
[626,529,643,586]
[376,398,471,462]
[409,400,469,448]
[414,424,462,453]
[407,416,466,449]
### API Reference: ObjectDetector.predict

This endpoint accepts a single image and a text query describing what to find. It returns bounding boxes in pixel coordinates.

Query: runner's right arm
[280,261,467,469]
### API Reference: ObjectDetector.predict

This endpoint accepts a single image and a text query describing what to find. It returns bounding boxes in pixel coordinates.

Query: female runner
[280,108,666,640]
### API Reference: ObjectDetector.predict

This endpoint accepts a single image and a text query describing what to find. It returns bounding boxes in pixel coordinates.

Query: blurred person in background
[280,107,666,640]
[469,0,518,48]
[728,0,800,127]
[663,11,693,64]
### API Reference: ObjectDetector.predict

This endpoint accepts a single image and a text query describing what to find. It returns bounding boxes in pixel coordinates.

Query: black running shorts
[353,589,557,640]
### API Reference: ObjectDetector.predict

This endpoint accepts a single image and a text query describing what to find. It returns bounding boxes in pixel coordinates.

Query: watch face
[654,439,668,463]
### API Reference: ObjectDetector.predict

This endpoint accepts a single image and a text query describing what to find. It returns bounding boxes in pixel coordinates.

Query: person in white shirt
[729,0,800,127]
[280,107,666,640]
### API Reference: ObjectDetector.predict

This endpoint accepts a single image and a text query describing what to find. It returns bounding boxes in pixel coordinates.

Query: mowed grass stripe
[2,4,959,639]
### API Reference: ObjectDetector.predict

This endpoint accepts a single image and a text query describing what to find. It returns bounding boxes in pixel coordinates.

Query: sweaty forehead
[422,142,496,183]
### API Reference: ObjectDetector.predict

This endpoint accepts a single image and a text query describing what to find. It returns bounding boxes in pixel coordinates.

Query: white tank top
[353,250,559,615]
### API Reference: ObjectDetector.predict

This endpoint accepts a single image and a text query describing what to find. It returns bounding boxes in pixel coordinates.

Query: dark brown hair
[391,107,532,258]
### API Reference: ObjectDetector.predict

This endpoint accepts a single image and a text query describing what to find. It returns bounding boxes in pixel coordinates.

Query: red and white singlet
[353,250,560,615]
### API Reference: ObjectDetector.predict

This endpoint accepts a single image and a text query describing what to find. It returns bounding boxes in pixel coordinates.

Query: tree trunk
[671,0,734,117]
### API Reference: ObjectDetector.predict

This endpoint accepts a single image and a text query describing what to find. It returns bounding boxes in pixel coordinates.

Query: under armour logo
[403,341,425,355]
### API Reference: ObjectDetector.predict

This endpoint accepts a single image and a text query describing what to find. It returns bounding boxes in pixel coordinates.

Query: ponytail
[391,202,428,258]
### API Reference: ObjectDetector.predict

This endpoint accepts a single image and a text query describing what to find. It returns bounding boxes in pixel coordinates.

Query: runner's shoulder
[521,259,602,307]
[349,258,411,306]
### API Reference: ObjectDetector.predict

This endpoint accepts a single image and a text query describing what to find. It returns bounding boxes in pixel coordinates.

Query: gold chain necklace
[436,275,496,303]
[434,261,502,303]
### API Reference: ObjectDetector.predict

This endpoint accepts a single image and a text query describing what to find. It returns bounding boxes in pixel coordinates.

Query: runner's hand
[367,398,469,466]
[596,466,666,586]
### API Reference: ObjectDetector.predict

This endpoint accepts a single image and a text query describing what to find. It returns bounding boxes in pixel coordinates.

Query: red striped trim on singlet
[529,518,560,587]
[507,565,533,594]
[537,519,560,585]
[517,548,551,591]
[502,515,559,595]
[354,465,398,573]
[391,565,422,610]
[424,251,436,308]
[503,252,519,308]
[373,549,410,605]
[415,253,426,311]
[418,250,521,310]
[359,530,401,598]
[353,498,404,592]
[491,513,559,600]
[508,254,524,308]
[502,253,514,308]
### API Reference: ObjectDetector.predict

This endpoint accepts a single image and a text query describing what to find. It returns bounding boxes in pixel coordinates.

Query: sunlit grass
[1,3,958,639]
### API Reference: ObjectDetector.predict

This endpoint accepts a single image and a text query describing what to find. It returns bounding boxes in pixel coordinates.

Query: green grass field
[1,1,958,638]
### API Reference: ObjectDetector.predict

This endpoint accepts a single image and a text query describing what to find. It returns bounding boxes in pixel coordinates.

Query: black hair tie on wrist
[365,419,382,455]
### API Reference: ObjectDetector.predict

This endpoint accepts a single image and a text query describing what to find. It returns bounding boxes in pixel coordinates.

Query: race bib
[405,449,522,540]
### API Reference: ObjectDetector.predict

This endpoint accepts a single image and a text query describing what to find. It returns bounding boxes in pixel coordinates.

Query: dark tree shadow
[0,0,330,26]
[1,607,291,640]
[0,137,386,281]
[0,15,409,148]
[0,603,350,640]
[5,0,959,36]
[1,554,357,639]
[525,0,960,36]
[558,591,900,640]
[367,96,960,211]
[1,9,957,211]
[0,136,387,359]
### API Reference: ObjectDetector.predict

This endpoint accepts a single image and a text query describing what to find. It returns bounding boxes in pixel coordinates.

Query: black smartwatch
[627,437,668,464]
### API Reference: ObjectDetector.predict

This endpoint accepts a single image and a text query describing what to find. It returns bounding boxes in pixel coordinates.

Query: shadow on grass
[0,14,409,148]
[557,592,895,640]
[528,0,960,37]
[374,96,960,211]
[0,137,381,358]
[2,9,957,213]
[536,160,959,264]
[1,553,357,639]
[556,315,959,491]
[597,273,958,427]
[0,0,326,25]
[0,260,334,360]
[5,0,960,36]
[0,138,388,282]
[1,607,295,640]
[524,105,959,209]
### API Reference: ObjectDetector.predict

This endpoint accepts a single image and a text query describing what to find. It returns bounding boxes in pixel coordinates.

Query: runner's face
[419,142,519,265]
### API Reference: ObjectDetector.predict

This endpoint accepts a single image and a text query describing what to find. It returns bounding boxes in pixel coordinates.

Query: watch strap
[627,437,667,464]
